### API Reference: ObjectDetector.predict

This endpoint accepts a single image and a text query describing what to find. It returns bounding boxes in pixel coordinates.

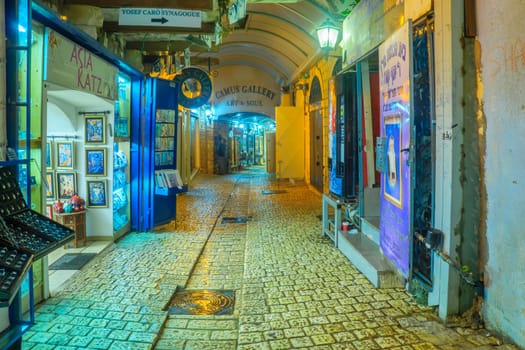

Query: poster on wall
[378,21,412,277]
[384,114,402,207]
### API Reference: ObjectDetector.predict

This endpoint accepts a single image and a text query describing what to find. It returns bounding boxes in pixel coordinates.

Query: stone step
[338,231,404,288]
[361,216,380,245]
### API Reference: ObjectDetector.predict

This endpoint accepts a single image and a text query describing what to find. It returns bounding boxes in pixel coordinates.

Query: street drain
[222,216,251,224]
[261,190,287,195]
[168,289,235,315]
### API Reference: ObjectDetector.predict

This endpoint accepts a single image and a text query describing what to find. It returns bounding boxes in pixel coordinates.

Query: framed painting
[56,140,74,169]
[85,148,107,176]
[86,179,108,208]
[85,115,106,144]
[46,141,53,169]
[45,171,55,200]
[45,205,53,219]
[57,172,76,199]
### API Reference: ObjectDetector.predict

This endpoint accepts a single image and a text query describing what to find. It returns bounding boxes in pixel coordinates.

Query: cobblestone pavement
[23,169,520,349]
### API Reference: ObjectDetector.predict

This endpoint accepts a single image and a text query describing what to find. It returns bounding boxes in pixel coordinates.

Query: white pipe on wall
[0,0,7,161]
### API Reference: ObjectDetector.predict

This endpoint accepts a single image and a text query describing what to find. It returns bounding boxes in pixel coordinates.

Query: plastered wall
[477,1,525,347]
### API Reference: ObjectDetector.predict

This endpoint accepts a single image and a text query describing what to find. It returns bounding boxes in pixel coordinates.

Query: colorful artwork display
[384,114,402,207]
[57,172,77,199]
[56,141,74,169]
[154,109,177,167]
[85,148,107,176]
[85,116,106,144]
[87,180,107,207]
[45,171,55,200]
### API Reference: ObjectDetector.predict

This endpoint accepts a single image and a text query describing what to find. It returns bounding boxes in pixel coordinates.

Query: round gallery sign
[174,67,213,108]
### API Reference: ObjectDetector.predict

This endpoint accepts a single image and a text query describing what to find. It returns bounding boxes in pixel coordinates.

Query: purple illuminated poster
[378,22,412,277]
[328,78,341,195]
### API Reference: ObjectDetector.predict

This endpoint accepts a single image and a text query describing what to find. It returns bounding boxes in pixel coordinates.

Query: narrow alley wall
[477,1,525,347]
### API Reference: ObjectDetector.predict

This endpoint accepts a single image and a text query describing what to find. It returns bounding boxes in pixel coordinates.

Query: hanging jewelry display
[0,166,75,302]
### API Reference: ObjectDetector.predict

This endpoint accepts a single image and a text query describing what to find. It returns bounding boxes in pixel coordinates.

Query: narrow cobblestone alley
[22,169,519,350]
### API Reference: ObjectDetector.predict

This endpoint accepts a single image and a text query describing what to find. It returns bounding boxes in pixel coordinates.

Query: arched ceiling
[210,1,335,85]
[60,0,360,87]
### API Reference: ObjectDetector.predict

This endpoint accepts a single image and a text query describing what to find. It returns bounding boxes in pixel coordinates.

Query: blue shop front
[0,1,181,346]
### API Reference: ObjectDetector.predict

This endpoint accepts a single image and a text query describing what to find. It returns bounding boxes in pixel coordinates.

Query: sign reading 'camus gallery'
[215,85,277,100]
[214,85,277,108]
[212,66,280,117]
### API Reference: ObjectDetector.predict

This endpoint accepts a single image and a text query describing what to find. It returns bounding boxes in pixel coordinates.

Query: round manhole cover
[169,289,235,315]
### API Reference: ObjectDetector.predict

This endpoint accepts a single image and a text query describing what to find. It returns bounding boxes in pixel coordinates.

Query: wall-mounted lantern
[316,18,340,51]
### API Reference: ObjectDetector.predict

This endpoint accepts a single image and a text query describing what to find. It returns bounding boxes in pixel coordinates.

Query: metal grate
[168,289,235,315]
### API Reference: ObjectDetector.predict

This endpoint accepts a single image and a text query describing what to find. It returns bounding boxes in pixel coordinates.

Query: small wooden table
[53,211,87,248]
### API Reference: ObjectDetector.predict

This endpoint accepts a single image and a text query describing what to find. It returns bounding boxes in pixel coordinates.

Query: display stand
[152,106,178,226]
[113,147,129,234]
[0,166,76,348]
[151,78,181,227]
[130,78,182,231]
[322,194,342,247]
[53,211,86,248]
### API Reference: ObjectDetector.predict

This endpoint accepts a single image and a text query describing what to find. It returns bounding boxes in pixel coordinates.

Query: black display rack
[0,166,75,306]
[0,244,32,306]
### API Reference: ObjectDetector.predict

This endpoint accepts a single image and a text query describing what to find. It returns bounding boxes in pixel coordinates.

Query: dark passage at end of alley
[23,167,519,350]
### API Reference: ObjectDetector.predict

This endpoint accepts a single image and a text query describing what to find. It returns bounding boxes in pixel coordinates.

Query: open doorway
[309,77,323,193]
[359,54,382,241]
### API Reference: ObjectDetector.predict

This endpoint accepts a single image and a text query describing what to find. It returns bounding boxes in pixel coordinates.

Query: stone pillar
[281,90,291,106]
[62,5,104,39]
[433,0,465,319]
[124,50,144,72]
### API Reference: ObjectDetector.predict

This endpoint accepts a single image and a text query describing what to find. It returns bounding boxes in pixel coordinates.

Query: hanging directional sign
[119,8,202,28]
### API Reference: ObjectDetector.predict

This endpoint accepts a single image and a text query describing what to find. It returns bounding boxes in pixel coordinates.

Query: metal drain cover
[222,216,250,223]
[168,289,235,315]
[261,190,287,195]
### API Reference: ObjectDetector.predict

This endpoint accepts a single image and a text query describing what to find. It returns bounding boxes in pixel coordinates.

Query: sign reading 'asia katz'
[45,29,118,100]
